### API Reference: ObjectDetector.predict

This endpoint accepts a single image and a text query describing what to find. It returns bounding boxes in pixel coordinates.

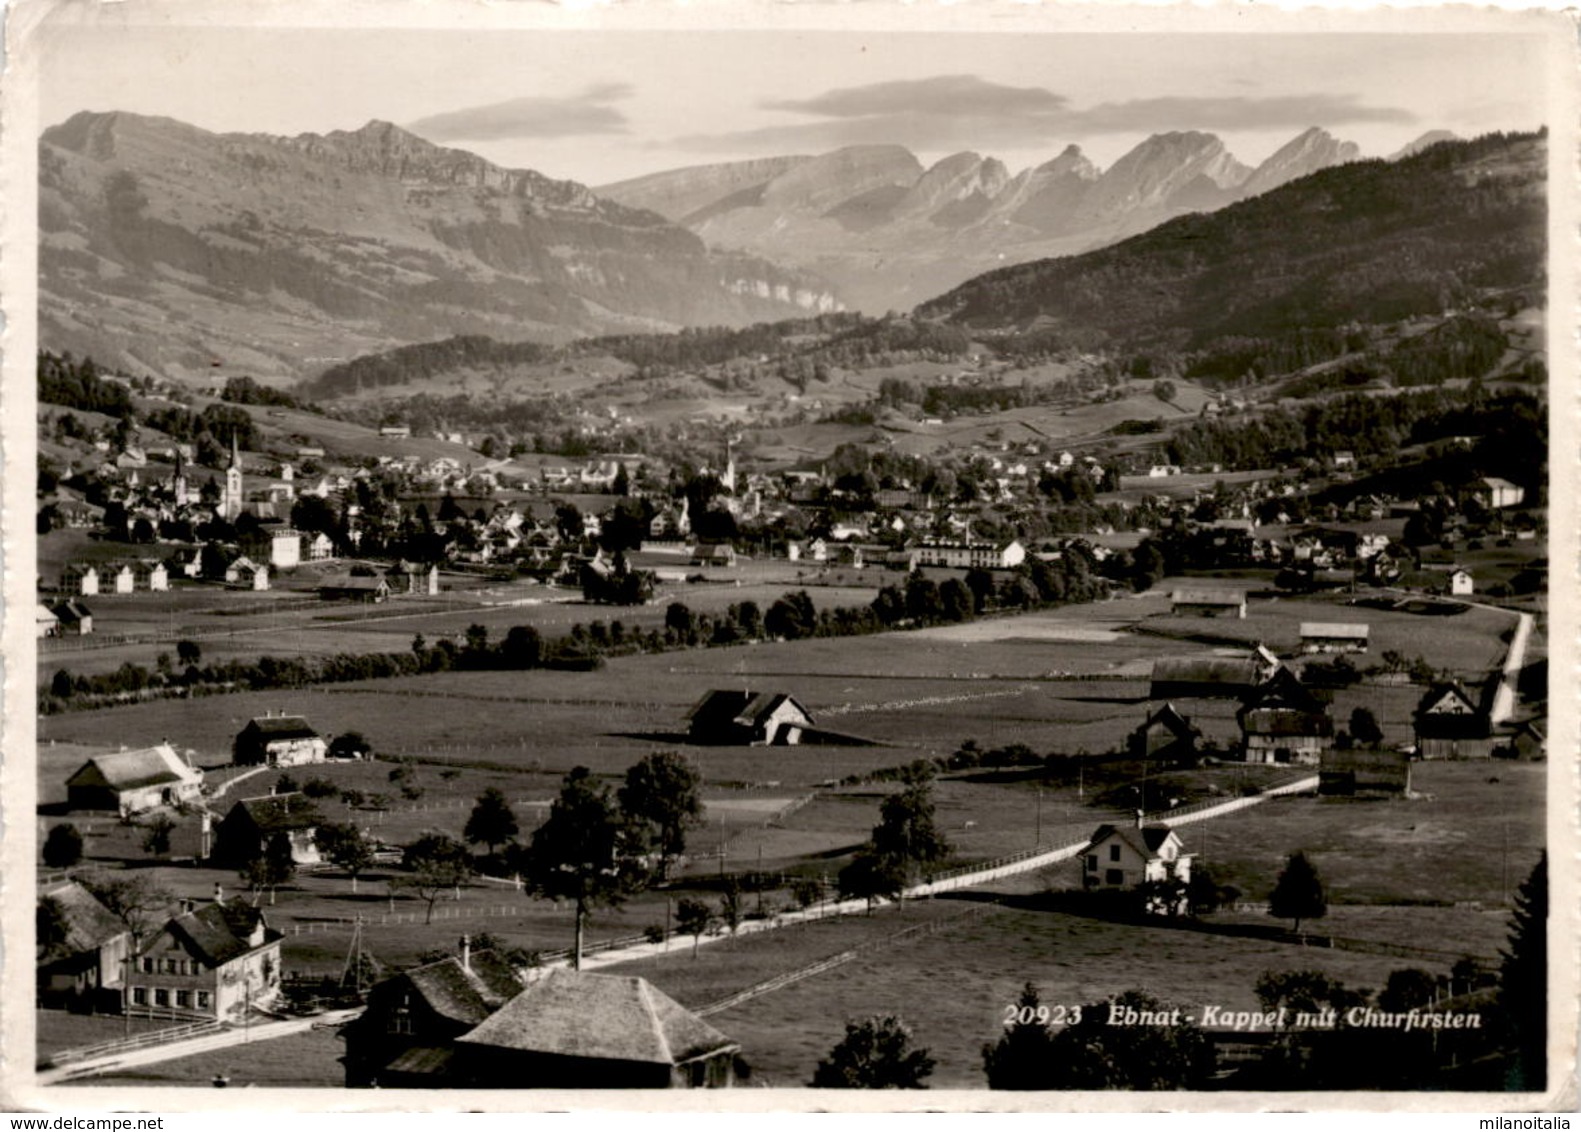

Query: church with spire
[220,432,245,522]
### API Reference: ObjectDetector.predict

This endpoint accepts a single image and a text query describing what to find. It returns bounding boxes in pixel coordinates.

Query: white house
[1080,822,1192,913]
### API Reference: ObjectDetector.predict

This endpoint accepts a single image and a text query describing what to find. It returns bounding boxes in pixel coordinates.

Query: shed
[1171,588,1246,618]
[1299,623,1370,654]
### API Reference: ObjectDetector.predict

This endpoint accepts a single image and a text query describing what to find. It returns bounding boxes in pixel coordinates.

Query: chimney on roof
[460,934,471,973]
[180,897,195,914]
[214,883,224,903]
[1136,809,1145,830]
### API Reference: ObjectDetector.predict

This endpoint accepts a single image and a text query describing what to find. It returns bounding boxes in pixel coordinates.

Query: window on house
[1105,869,1124,885]
[1085,855,1097,872]
[141,958,154,974]
[1109,844,1121,862]
[154,989,169,1007]
[176,991,191,1008]
[132,987,147,1005]
[197,992,211,1009]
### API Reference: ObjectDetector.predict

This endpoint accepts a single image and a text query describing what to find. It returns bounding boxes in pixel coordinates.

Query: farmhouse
[233,713,329,767]
[307,532,336,561]
[453,970,743,1089]
[212,792,323,867]
[37,881,132,1011]
[1502,719,1546,761]
[343,942,528,1088]
[225,557,270,591]
[1413,682,1494,759]
[686,690,814,746]
[1128,704,1201,769]
[127,894,283,1021]
[1448,568,1474,596]
[50,598,93,636]
[1081,822,1192,912]
[105,563,136,595]
[65,743,205,816]
[318,574,391,603]
[1320,748,1413,796]
[689,543,737,569]
[36,603,59,638]
[1237,669,1333,765]
[1171,588,1246,618]
[1300,622,1371,654]
[395,560,440,595]
[1149,647,1280,700]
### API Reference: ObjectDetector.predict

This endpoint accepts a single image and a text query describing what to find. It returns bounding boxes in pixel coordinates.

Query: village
[33,353,1548,1089]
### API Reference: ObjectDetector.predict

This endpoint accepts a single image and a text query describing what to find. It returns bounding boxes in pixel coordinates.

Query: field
[38,573,1549,1091]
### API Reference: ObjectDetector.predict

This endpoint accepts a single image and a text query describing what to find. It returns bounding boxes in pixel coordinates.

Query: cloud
[407,83,633,142]
[765,74,1067,120]
[1070,93,1416,133]
[672,76,1415,158]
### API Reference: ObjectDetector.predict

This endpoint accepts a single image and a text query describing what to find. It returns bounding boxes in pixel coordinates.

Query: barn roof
[228,793,322,833]
[1300,622,1370,639]
[1171,589,1245,606]
[459,970,738,1066]
[242,715,320,740]
[402,951,526,1027]
[38,882,128,957]
[1137,703,1199,740]
[1151,657,1263,689]
[66,744,201,792]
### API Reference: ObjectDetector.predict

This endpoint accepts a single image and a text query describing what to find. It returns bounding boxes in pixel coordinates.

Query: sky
[34,19,1553,187]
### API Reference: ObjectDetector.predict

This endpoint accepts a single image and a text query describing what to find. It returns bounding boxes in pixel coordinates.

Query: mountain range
[38,112,839,380]
[597,126,1438,314]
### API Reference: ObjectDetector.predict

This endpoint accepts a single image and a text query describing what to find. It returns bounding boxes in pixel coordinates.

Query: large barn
[65,744,204,816]
[233,714,328,767]
[685,690,815,746]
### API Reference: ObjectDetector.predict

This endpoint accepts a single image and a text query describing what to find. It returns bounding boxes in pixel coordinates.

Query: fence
[41,1019,224,1069]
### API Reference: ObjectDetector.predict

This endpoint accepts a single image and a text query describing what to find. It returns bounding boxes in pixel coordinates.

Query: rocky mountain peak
[1239,126,1362,198]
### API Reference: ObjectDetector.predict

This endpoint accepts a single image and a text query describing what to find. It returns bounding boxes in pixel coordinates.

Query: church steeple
[222,431,244,521]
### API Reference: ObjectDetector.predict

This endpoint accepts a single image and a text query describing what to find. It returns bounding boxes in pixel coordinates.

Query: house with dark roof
[1502,719,1546,761]
[1128,704,1201,768]
[453,969,742,1089]
[233,713,328,767]
[37,881,132,1010]
[65,743,204,817]
[1237,668,1333,765]
[51,598,94,636]
[685,690,815,746]
[126,895,282,1021]
[36,603,60,638]
[318,574,391,603]
[343,940,528,1087]
[689,542,738,568]
[212,792,323,867]
[1081,822,1192,913]
[1413,682,1494,759]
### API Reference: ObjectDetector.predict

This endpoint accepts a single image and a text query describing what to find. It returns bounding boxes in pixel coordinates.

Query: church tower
[172,448,189,508]
[222,432,244,521]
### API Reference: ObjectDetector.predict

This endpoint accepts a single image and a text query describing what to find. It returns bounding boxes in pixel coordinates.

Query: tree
[792,877,824,913]
[80,873,172,941]
[314,822,375,893]
[1045,990,1214,1089]
[141,814,177,858]
[813,1015,935,1089]
[1499,852,1546,1090]
[50,669,75,700]
[400,831,474,924]
[618,752,705,880]
[674,896,714,958]
[983,982,1060,1089]
[1348,706,1384,748]
[37,896,73,963]
[869,762,951,887]
[719,880,743,936]
[837,849,907,913]
[1269,851,1327,935]
[328,731,372,760]
[43,823,84,869]
[522,766,648,969]
[176,639,202,667]
[463,788,520,856]
[1377,967,1439,1013]
[500,625,542,669]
